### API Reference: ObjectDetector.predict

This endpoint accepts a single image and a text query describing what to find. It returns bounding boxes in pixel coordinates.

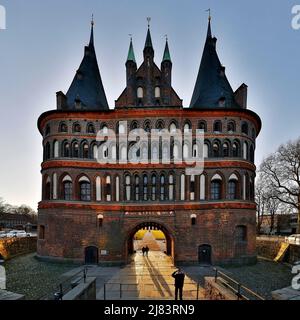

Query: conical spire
[190,17,240,109]
[162,38,171,62]
[89,16,94,46]
[144,27,153,49]
[127,37,136,63]
[66,20,109,110]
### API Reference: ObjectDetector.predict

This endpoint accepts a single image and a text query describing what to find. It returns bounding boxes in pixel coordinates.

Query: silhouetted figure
[145,246,149,256]
[142,247,146,256]
[172,268,185,300]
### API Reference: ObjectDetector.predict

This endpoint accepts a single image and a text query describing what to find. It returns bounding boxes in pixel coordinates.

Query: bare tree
[260,138,300,233]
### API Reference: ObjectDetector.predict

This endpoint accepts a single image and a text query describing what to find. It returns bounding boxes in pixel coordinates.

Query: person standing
[172,268,185,300]
[145,246,149,256]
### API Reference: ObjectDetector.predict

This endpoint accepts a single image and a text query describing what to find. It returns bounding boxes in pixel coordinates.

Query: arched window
[105,176,111,202]
[63,181,72,201]
[162,144,169,162]
[170,122,177,134]
[125,175,131,201]
[131,121,138,130]
[223,142,229,157]
[156,120,164,131]
[59,122,68,133]
[204,143,209,158]
[250,145,255,163]
[184,122,191,133]
[213,142,220,157]
[155,87,161,98]
[45,142,51,160]
[73,142,79,158]
[151,174,157,201]
[198,121,207,132]
[53,141,59,158]
[169,174,174,200]
[102,125,108,134]
[160,175,166,201]
[213,121,222,133]
[144,121,151,133]
[241,122,249,135]
[135,176,140,201]
[79,179,91,201]
[227,121,236,133]
[45,177,51,200]
[118,122,126,134]
[233,141,240,157]
[143,175,148,201]
[228,180,238,200]
[120,145,127,162]
[252,128,256,140]
[211,175,222,200]
[183,143,189,160]
[137,87,144,99]
[63,141,70,157]
[243,142,248,160]
[73,123,81,133]
[141,144,148,161]
[87,123,95,134]
[152,144,159,161]
[235,225,247,242]
[191,214,197,226]
[82,143,89,159]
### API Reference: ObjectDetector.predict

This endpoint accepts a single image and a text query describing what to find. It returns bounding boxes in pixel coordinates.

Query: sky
[0,0,300,210]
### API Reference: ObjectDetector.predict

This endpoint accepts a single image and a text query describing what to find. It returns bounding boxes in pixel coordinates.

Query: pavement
[95,251,206,300]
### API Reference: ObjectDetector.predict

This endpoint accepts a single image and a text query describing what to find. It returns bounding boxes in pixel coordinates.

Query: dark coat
[172,270,185,288]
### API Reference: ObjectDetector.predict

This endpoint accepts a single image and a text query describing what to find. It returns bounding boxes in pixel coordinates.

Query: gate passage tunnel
[127,222,174,257]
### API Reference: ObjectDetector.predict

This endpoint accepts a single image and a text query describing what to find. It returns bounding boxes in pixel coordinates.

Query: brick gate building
[37,18,261,265]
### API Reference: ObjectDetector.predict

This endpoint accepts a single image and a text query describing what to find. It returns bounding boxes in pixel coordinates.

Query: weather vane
[91,14,94,26]
[164,34,168,42]
[128,34,133,41]
[206,9,211,21]
[147,17,151,28]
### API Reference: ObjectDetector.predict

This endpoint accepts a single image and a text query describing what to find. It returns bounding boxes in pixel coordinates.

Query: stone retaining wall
[256,237,300,264]
[0,237,37,260]
[204,277,240,300]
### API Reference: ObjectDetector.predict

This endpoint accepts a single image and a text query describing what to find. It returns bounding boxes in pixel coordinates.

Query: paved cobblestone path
[95,251,204,300]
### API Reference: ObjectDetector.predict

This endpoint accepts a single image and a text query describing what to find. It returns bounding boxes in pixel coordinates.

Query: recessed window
[242,122,249,135]
[87,124,95,134]
[63,181,72,201]
[39,225,45,240]
[213,121,222,133]
[73,123,81,133]
[80,181,91,201]
[155,87,161,98]
[211,179,222,200]
[228,180,237,200]
[59,123,68,133]
[137,87,144,99]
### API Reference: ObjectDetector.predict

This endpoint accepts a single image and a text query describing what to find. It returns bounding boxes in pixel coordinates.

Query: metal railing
[101,280,202,300]
[39,267,88,300]
[213,268,265,300]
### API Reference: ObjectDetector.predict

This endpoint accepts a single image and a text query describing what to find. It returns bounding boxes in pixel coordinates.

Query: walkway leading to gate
[96,251,205,300]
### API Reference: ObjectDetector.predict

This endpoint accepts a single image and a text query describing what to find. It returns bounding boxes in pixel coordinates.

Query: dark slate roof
[162,40,171,62]
[144,28,153,49]
[190,19,240,109]
[66,24,109,110]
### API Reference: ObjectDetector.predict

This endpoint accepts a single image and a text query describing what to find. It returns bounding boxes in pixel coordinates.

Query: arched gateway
[37,18,261,266]
[126,221,175,260]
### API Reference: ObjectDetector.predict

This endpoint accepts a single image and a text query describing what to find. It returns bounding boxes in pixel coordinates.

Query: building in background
[37,17,261,265]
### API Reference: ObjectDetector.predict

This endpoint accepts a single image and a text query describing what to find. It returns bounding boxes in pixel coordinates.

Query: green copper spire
[127,37,136,63]
[162,38,171,62]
